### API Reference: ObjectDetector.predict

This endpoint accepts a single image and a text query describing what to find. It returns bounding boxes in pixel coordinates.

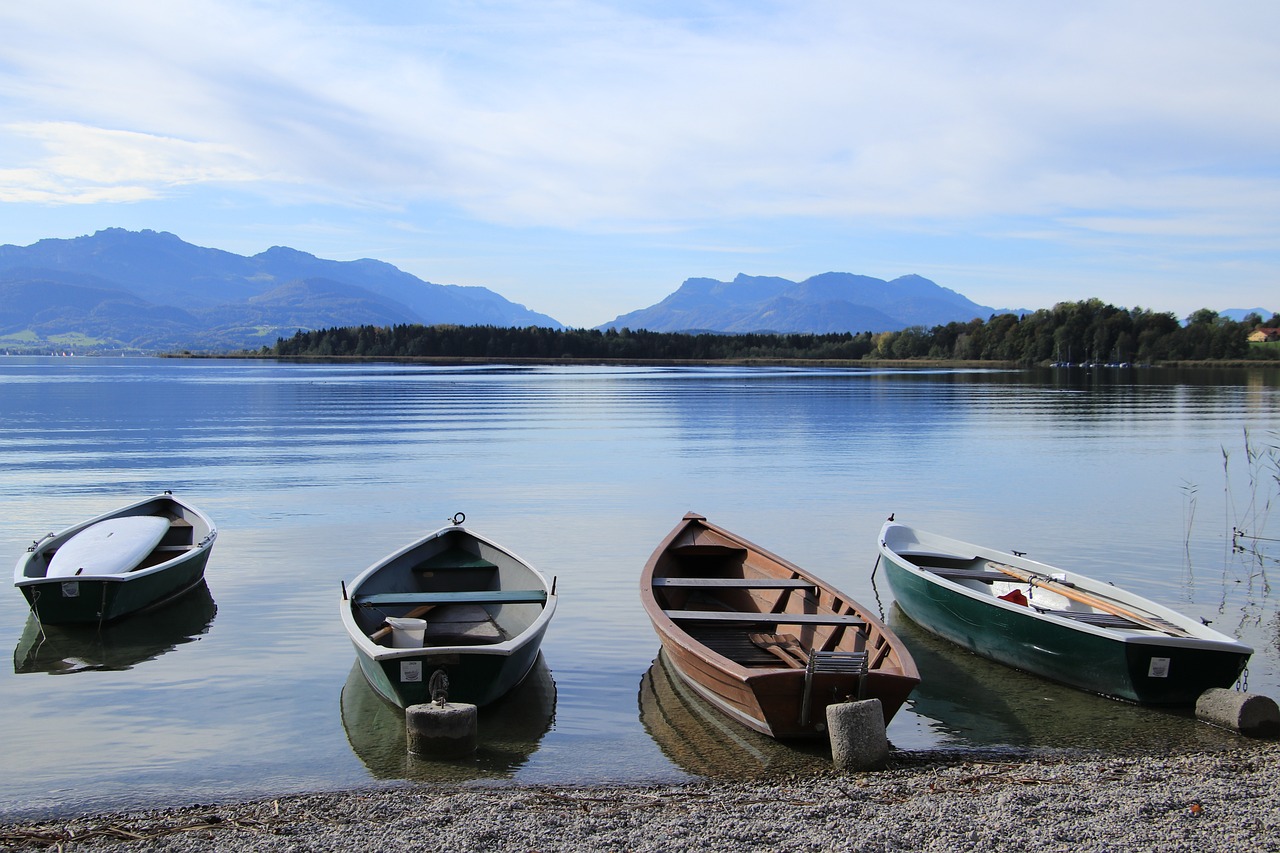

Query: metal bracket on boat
[429,669,450,706]
[27,532,54,553]
[800,650,869,727]
[450,512,465,526]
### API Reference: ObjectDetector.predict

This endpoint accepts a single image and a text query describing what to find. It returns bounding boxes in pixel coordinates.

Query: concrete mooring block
[1195,689,1280,737]
[405,701,478,758]
[827,698,890,771]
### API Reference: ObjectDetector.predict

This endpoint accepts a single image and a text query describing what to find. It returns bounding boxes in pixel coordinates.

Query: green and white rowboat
[341,513,557,709]
[878,519,1252,705]
[14,492,217,626]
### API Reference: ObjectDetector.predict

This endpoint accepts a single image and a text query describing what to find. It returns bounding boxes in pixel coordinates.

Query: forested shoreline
[269,300,1280,364]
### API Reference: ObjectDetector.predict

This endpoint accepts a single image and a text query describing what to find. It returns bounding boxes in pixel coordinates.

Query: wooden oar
[368,604,435,642]
[988,562,1193,638]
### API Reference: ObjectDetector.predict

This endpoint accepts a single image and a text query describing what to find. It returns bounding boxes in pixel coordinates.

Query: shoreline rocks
[3,744,1277,851]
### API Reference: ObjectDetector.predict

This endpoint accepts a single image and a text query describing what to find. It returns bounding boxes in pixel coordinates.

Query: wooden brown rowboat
[640,512,919,739]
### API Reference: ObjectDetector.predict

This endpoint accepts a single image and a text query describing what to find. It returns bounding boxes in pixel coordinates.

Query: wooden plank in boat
[652,577,817,590]
[929,567,1010,582]
[355,589,547,607]
[47,516,171,578]
[414,547,499,571]
[665,608,865,627]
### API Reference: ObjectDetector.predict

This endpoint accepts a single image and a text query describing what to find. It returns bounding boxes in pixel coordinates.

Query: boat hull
[642,512,919,740]
[353,619,550,709]
[879,523,1251,705]
[656,622,917,739]
[341,520,557,710]
[13,494,217,625]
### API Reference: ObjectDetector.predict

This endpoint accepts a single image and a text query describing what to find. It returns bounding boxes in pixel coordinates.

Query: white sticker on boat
[61,581,80,598]
[1148,657,1171,678]
[401,660,423,682]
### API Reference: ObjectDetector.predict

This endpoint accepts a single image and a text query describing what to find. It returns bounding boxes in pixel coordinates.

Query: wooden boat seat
[413,547,500,571]
[928,567,1010,583]
[652,577,818,590]
[355,590,547,607]
[425,604,507,644]
[666,609,865,627]
[1044,609,1155,631]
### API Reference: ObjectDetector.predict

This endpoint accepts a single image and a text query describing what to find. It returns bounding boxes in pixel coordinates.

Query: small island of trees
[270,300,1280,364]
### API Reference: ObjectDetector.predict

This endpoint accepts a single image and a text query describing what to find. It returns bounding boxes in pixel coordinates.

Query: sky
[1,2,1277,328]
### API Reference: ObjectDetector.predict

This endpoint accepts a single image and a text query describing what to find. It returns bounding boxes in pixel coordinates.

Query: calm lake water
[1,357,1278,818]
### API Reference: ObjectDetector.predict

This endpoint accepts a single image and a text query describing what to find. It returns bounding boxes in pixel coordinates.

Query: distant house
[1249,328,1280,342]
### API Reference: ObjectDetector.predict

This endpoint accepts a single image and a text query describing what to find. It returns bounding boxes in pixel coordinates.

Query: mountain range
[0,229,560,353]
[598,272,1017,333]
[0,228,1093,354]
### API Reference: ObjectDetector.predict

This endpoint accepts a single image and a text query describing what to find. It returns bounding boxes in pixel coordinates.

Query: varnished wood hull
[641,512,919,739]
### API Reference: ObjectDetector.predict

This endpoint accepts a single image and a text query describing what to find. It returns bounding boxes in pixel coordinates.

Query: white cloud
[0,122,262,203]
[0,0,1278,323]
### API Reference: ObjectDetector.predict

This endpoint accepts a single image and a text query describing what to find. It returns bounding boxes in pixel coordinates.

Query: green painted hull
[14,493,217,626]
[883,556,1249,705]
[354,626,547,709]
[18,548,211,625]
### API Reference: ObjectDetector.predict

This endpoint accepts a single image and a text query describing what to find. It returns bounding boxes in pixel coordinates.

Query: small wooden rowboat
[341,513,557,709]
[640,512,919,739]
[13,492,218,625]
[878,519,1253,705]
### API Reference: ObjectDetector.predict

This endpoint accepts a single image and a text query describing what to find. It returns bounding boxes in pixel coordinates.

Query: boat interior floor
[680,625,819,666]
[371,603,509,647]
[683,625,806,668]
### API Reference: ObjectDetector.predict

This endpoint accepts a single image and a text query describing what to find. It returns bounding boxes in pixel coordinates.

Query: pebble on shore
[3,743,1277,852]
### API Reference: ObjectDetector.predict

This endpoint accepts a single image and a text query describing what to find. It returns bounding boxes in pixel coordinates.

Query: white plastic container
[386,617,427,648]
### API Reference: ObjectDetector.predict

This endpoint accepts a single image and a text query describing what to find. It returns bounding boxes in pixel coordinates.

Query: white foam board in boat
[47,516,171,578]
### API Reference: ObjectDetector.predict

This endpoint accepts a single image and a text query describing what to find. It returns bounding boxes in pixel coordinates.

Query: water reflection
[637,650,829,777]
[340,655,557,782]
[888,606,1242,755]
[13,582,217,675]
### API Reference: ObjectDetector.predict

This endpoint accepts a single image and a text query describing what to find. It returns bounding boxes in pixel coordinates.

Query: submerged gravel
[2,744,1277,852]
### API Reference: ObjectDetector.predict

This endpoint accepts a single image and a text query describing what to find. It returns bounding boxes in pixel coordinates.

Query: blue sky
[1,2,1277,328]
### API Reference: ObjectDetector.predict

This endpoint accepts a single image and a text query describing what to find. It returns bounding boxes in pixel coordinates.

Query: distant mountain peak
[599,272,1006,334]
[0,228,563,353]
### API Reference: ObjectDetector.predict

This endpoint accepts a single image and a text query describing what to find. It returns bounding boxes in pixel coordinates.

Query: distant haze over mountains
[598,272,1024,334]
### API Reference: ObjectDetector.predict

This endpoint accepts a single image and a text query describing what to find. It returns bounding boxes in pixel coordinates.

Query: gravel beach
[3,743,1277,852]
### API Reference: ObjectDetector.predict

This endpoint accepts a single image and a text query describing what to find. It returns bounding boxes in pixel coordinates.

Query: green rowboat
[14,492,217,626]
[341,513,557,709]
[878,519,1252,705]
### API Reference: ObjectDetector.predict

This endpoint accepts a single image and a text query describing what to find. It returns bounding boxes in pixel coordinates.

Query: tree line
[270,300,1280,364]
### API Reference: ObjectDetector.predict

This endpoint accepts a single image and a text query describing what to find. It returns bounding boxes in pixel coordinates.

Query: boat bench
[666,609,865,627]
[652,577,818,590]
[355,590,547,607]
[929,567,1010,583]
[1046,609,1150,630]
[413,548,500,572]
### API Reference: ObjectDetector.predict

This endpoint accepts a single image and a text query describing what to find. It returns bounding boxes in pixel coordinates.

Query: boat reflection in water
[13,581,217,675]
[888,605,1242,755]
[341,654,556,782]
[638,649,830,778]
